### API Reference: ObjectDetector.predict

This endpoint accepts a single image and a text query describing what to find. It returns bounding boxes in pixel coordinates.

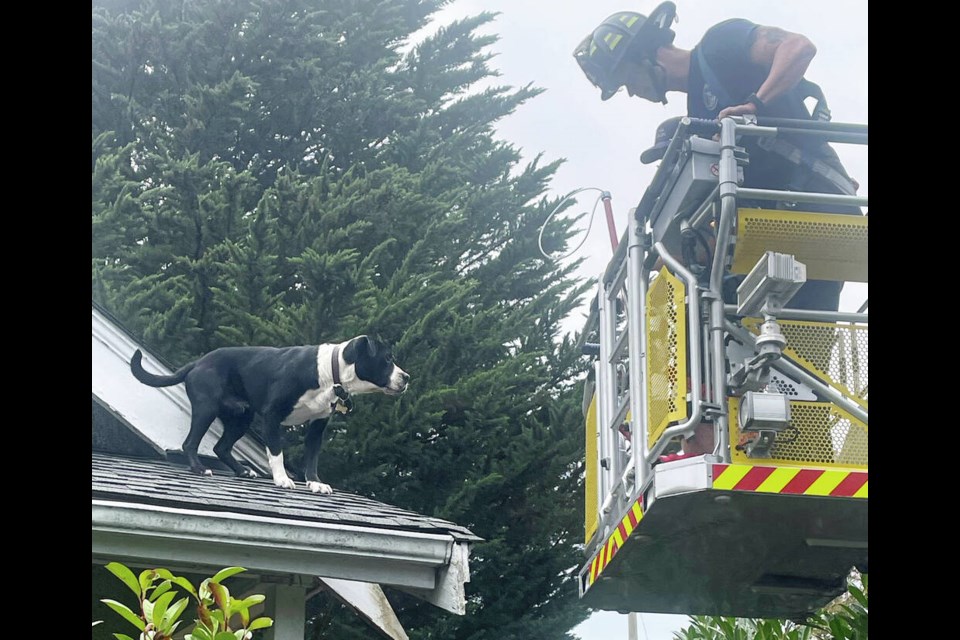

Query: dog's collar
[331,345,353,415]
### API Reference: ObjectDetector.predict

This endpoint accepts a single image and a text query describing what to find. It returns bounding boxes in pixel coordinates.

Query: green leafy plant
[673,571,867,640]
[97,562,274,640]
[804,572,868,640]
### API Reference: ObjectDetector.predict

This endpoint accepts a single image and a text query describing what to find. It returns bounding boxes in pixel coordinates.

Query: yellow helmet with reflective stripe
[573,3,677,100]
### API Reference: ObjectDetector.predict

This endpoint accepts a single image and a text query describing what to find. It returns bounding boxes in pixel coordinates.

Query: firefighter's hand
[718,102,759,120]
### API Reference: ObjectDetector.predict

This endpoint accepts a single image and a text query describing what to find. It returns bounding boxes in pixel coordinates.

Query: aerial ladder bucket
[577,116,867,619]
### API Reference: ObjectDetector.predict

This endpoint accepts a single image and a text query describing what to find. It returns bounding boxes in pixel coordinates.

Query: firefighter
[573,2,862,313]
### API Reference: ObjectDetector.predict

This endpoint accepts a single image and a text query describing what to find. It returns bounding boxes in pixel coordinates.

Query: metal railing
[584,115,868,551]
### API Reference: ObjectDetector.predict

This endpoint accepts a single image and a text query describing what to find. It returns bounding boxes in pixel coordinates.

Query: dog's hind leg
[182,408,217,476]
[182,373,222,476]
[214,411,258,478]
[303,417,332,494]
[263,412,296,489]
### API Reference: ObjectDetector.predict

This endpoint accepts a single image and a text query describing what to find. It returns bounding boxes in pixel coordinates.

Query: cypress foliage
[93,1,595,637]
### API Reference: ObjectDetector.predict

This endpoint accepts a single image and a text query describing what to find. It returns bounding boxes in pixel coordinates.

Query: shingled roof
[93,452,479,542]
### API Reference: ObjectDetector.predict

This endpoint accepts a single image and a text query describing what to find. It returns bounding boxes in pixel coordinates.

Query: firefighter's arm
[717,26,817,119]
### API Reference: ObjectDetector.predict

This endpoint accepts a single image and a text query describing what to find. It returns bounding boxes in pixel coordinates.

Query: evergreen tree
[93,1,595,637]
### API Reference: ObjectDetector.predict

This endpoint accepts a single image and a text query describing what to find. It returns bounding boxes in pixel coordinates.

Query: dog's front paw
[273,475,296,490]
[307,481,333,494]
[238,469,258,479]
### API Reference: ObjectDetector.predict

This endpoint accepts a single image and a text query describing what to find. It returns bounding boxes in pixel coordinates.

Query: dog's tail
[130,349,196,387]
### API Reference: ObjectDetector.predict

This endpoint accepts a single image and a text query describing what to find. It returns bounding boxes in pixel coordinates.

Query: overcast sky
[420,2,867,638]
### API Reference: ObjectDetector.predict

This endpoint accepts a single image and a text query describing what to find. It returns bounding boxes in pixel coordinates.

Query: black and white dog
[129,336,409,494]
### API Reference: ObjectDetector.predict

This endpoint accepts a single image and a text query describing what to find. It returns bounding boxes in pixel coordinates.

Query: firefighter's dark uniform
[688,18,861,312]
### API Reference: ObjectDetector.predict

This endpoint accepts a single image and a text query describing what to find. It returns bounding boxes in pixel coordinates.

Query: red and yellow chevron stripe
[585,496,645,589]
[712,464,868,498]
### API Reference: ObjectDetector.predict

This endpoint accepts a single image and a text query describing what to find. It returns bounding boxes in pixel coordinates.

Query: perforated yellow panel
[729,399,867,469]
[742,318,867,410]
[585,393,598,546]
[646,268,688,449]
[730,208,868,282]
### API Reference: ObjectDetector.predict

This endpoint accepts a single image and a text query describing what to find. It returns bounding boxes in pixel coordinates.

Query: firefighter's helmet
[573,2,677,100]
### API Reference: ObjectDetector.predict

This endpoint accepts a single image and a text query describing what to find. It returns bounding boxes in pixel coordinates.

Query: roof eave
[92,499,471,612]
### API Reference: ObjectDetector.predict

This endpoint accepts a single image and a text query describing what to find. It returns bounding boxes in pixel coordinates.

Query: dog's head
[341,335,409,395]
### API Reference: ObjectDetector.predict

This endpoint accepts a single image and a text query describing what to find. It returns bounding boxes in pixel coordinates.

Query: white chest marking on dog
[267,450,296,489]
[283,344,340,426]
[283,391,335,426]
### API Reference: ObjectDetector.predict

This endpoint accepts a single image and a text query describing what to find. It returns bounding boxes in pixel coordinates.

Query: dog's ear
[343,335,370,364]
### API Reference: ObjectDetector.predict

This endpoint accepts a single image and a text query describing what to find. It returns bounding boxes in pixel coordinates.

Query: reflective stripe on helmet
[605,33,624,50]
